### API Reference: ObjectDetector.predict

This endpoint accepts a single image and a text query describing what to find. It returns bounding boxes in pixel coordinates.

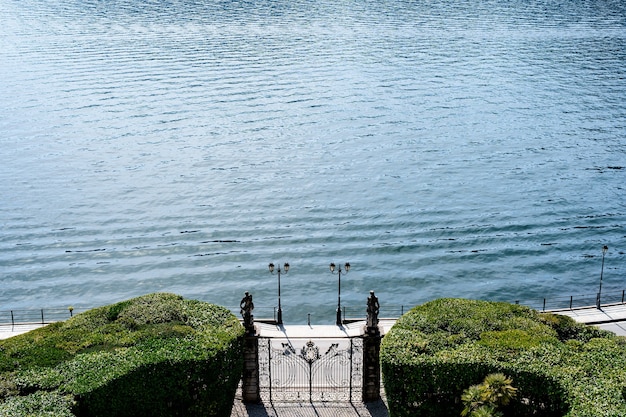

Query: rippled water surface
[1,0,625,322]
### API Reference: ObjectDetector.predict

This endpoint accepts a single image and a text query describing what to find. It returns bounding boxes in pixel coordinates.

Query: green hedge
[381,298,626,417]
[0,293,245,417]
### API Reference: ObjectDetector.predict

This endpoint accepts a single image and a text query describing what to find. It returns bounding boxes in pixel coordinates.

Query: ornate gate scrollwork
[259,337,363,402]
[302,340,322,363]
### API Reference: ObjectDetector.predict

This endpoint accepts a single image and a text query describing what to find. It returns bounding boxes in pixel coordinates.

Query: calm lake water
[1,0,625,323]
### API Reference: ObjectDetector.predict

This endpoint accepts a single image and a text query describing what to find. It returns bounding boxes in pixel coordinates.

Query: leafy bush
[381,298,626,417]
[0,293,245,417]
[0,391,75,417]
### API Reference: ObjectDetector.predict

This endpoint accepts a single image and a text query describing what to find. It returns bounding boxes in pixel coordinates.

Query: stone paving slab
[0,323,47,339]
[546,303,626,335]
[595,321,626,335]
[254,319,396,339]
[230,400,389,417]
[230,388,389,417]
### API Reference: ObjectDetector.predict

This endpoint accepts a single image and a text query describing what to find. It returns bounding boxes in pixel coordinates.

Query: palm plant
[470,405,502,417]
[461,373,516,417]
[481,372,517,407]
[461,384,484,417]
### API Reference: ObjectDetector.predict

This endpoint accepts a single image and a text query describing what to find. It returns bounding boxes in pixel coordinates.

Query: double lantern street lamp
[597,245,609,309]
[330,262,350,326]
[268,261,350,325]
[269,262,289,325]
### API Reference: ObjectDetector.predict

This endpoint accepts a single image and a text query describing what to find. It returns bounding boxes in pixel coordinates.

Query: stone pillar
[240,291,259,403]
[362,325,382,402]
[241,329,260,403]
[363,290,382,402]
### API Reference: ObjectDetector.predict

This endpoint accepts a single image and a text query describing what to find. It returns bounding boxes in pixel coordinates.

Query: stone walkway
[230,366,390,417]
[4,304,626,340]
[253,318,396,339]
[0,323,47,339]
[545,303,626,336]
[230,396,389,417]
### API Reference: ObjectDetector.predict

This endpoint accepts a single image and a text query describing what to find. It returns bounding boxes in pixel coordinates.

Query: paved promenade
[2,305,624,339]
[253,318,397,339]
[0,323,50,339]
[2,305,626,417]
[545,303,626,336]
[230,396,390,417]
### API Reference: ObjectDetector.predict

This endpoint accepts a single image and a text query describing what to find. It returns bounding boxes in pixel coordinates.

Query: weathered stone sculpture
[366,290,380,331]
[240,291,255,333]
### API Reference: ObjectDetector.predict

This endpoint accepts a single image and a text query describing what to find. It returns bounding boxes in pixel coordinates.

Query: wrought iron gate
[258,337,363,402]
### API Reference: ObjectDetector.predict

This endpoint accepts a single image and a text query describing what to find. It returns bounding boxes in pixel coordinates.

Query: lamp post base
[336,308,342,326]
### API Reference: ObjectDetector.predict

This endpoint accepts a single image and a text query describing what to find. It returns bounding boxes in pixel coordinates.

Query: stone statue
[366,290,380,329]
[240,291,254,332]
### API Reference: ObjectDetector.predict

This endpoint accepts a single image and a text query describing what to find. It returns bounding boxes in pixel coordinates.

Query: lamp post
[269,262,289,325]
[330,262,350,326]
[597,245,608,309]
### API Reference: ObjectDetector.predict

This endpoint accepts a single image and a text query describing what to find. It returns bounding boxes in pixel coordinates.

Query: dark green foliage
[381,298,626,417]
[0,293,245,417]
[0,391,76,417]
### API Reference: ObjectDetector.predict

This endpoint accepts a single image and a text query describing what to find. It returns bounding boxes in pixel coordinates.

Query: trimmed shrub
[0,391,75,417]
[381,298,626,417]
[0,293,245,417]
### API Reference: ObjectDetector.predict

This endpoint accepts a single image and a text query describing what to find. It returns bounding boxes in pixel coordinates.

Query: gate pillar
[362,326,381,402]
[240,291,260,403]
[242,331,260,403]
[362,290,381,402]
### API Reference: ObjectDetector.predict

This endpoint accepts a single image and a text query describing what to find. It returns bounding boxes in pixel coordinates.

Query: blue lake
[1,0,624,323]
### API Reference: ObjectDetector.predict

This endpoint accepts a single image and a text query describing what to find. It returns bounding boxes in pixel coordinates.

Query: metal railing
[516,289,626,312]
[341,289,626,321]
[2,289,625,327]
[0,307,91,327]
